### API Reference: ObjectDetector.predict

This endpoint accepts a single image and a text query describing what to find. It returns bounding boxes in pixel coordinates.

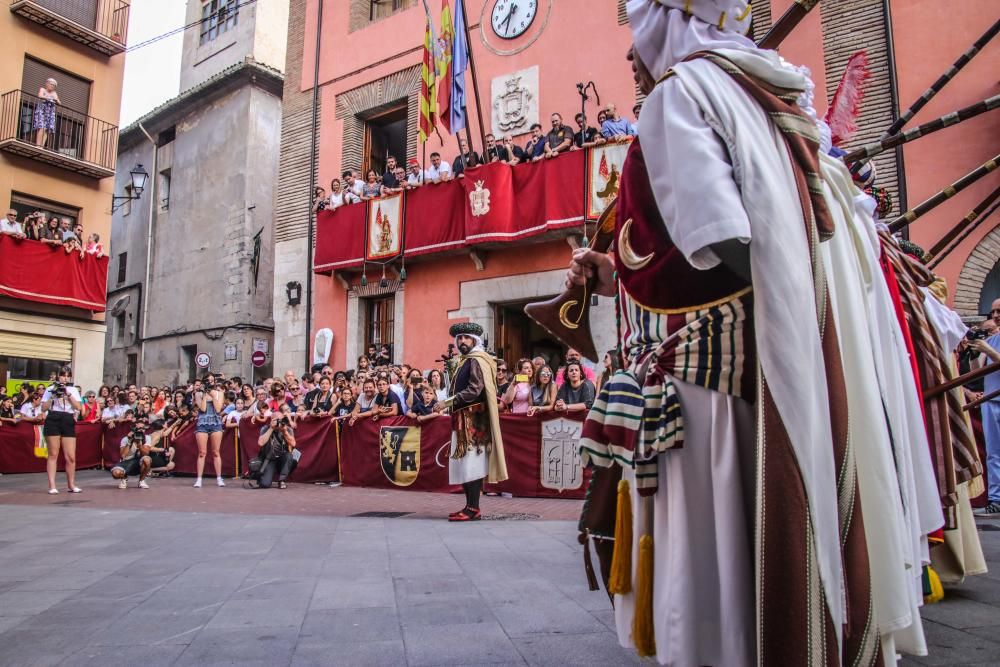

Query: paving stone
[59,644,188,667]
[515,630,644,666]
[921,596,1000,630]
[299,607,402,643]
[402,620,525,666]
[491,598,608,638]
[174,626,300,666]
[88,611,216,646]
[310,578,396,610]
[0,589,76,616]
[292,638,406,667]
[205,597,309,630]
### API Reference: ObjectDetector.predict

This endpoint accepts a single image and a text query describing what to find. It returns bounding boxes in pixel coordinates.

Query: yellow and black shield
[379,426,420,487]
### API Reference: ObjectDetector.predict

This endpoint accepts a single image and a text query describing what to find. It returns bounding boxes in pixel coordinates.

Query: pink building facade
[271,0,999,376]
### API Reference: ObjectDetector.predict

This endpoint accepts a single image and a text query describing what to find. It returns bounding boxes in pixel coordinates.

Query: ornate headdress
[650,0,752,34]
[448,322,484,338]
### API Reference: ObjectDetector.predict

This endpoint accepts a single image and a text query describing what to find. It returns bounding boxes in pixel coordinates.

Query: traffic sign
[195,352,211,369]
[251,350,267,368]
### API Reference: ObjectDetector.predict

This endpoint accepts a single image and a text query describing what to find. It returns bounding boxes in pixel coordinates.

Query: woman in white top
[19,393,45,424]
[427,369,449,402]
[328,178,347,210]
[41,366,82,494]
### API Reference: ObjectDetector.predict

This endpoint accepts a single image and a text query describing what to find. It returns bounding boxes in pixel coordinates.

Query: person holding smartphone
[193,377,225,488]
[41,366,83,494]
[501,359,534,415]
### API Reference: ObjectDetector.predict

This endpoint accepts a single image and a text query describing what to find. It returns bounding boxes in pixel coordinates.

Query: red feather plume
[824,51,871,147]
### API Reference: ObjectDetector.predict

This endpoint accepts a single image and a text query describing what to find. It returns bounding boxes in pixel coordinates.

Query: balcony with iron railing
[10,0,129,56]
[0,89,118,179]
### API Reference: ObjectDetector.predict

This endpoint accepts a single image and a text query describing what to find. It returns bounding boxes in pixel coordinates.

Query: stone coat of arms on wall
[490,66,538,138]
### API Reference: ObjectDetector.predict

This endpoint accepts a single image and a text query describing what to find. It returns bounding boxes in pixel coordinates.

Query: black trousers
[259,453,296,488]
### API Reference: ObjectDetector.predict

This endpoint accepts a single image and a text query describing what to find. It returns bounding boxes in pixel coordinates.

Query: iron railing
[0,89,117,175]
[10,0,129,51]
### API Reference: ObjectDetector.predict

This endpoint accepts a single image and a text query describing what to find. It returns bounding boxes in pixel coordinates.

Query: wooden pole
[926,185,1000,259]
[927,199,1000,270]
[458,0,487,154]
[887,154,1000,233]
[843,94,1000,165]
[964,387,1000,412]
[757,0,820,50]
[923,362,1000,400]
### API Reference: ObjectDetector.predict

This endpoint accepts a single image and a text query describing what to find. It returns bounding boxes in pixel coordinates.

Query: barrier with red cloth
[313,150,588,273]
[0,414,589,500]
[0,421,103,473]
[0,236,109,311]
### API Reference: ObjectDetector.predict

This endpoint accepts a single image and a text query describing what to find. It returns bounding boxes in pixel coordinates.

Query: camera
[277,416,290,427]
[50,382,67,398]
[311,408,322,415]
[967,327,991,342]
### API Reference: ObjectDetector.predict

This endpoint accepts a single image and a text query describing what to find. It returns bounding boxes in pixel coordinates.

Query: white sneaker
[193,478,202,488]
[67,486,82,493]
[138,479,150,489]
[47,488,59,495]
[117,479,127,490]
[216,477,225,487]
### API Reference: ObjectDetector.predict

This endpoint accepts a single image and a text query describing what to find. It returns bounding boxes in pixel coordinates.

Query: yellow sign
[379,426,421,487]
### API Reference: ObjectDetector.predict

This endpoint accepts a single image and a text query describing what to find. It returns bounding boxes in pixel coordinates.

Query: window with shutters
[117,252,127,284]
[200,0,239,44]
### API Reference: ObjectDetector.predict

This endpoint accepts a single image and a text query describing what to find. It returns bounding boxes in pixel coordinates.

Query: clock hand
[502,3,517,34]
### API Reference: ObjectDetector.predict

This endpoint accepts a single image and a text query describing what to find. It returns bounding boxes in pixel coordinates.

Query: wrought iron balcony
[10,0,129,56]
[0,89,118,179]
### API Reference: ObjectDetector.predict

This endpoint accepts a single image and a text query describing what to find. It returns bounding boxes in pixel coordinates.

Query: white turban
[454,334,484,352]
[627,0,755,82]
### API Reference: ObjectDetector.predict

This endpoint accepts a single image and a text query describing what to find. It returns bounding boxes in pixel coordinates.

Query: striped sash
[579,289,753,495]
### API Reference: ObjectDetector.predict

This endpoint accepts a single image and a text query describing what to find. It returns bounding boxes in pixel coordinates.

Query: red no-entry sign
[251,350,267,368]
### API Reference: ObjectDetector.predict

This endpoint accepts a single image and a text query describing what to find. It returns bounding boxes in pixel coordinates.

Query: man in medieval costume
[435,322,507,521]
[565,1,907,665]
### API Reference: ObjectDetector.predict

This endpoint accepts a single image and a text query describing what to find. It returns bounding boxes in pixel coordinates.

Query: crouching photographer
[148,419,176,476]
[111,418,155,489]
[251,405,299,489]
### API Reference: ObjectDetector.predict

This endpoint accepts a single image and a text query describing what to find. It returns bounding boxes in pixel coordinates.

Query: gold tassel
[632,534,656,657]
[924,565,944,604]
[607,479,633,595]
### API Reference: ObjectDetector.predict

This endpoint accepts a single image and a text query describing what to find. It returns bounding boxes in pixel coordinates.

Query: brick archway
[954,221,1000,320]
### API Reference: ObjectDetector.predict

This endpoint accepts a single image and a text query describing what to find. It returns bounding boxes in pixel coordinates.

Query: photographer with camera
[253,405,299,489]
[110,418,154,489]
[41,366,82,494]
[307,376,335,417]
[193,376,226,488]
[971,298,1000,516]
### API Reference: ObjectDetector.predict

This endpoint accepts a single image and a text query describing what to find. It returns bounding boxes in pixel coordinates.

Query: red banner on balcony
[0,236,109,311]
[313,149,590,274]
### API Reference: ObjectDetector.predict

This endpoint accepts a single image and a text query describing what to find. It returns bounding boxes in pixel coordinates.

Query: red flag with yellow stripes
[419,19,436,142]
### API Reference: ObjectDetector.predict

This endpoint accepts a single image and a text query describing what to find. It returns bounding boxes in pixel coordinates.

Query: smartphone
[515,374,529,383]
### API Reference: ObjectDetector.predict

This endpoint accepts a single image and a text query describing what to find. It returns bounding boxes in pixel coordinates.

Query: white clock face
[491,0,537,40]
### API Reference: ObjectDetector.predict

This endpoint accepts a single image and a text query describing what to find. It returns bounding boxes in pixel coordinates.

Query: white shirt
[407,171,424,186]
[19,402,42,418]
[102,405,125,420]
[347,180,364,198]
[226,410,242,425]
[424,161,452,181]
[358,393,377,411]
[41,384,81,413]
[390,383,407,406]
[328,191,346,209]
[1,219,23,235]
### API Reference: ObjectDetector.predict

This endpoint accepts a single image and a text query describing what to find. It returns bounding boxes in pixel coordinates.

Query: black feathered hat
[449,322,484,338]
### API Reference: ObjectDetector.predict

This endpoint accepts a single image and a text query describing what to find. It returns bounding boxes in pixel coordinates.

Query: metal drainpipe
[137,122,157,383]
[882,0,908,231]
[305,0,324,373]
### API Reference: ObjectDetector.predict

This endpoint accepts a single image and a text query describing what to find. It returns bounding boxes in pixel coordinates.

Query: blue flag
[449,0,468,133]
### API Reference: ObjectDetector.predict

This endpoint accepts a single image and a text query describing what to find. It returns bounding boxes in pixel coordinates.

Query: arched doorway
[980,259,1000,315]
[954,222,1000,320]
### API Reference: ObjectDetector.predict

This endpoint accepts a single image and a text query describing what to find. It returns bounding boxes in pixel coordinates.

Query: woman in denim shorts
[193,378,226,488]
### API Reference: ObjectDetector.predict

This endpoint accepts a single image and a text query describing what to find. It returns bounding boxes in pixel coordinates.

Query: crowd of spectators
[1,344,609,490]
[312,102,639,213]
[2,208,104,259]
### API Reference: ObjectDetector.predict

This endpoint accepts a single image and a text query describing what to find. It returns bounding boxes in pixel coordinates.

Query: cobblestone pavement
[0,471,997,666]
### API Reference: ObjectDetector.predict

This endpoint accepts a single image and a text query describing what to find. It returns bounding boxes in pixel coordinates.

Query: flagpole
[458,0,487,154]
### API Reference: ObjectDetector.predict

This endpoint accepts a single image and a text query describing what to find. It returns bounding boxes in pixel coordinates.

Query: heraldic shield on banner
[540,418,583,491]
[585,140,631,221]
[366,194,404,261]
[380,425,420,487]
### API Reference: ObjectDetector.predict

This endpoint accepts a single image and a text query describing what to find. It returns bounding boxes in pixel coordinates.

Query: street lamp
[111,164,149,213]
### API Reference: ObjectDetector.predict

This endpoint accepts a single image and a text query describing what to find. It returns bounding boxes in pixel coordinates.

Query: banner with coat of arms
[585,140,631,221]
[379,425,421,487]
[366,194,405,261]
[540,417,584,491]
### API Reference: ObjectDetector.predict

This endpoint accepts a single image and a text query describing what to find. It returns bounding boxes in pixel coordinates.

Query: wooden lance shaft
[757,0,819,50]
[887,154,1000,233]
[926,185,1000,260]
[882,17,1000,139]
[924,362,1000,400]
[844,94,1000,165]
[927,199,1000,270]
[965,387,1000,412]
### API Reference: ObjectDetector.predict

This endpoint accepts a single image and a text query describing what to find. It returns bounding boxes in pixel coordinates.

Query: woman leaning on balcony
[33,78,60,149]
